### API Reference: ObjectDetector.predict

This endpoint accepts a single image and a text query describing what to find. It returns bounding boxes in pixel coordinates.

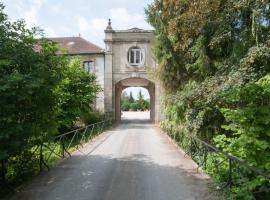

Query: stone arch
[115,77,155,122]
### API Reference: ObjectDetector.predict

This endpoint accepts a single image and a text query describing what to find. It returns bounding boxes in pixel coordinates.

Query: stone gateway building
[50,20,161,123]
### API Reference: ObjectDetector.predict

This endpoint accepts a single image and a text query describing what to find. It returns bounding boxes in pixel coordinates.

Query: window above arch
[127,47,143,66]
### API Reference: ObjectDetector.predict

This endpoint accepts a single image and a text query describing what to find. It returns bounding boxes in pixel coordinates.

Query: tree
[121,89,150,111]
[130,102,139,111]
[129,91,135,103]
[0,3,102,187]
[138,89,144,101]
[0,3,66,162]
[57,58,101,131]
[136,89,150,111]
[121,91,130,111]
[146,0,270,198]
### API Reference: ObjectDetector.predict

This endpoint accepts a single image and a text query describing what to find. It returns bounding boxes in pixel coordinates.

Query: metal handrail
[166,128,270,198]
[55,120,108,139]
[192,137,270,180]
[0,119,112,192]
[39,119,111,171]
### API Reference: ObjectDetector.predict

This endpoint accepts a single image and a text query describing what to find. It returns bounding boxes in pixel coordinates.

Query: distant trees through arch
[121,87,150,111]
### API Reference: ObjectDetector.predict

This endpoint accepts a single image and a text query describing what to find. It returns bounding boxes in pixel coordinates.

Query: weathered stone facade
[104,22,161,123]
[51,21,161,123]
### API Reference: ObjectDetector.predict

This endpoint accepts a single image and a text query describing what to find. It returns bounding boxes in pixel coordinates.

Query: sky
[122,87,150,100]
[1,0,153,47]
[2,0,153,99]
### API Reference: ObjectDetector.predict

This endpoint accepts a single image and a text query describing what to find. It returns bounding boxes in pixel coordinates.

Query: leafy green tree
[141,99,150,111]
[129,91,135,103]
[57,58,100,131]
[136,89,150,111]
[146,0,270,91]
[121,91,130,111]
[121,90,150,111]
[146,0,270,198]
[138,89,143,101]
[130,102,139,111]
[0,3,101,188]
[0,3,66,162]
[121,102,130,111]
[214,75,270,198]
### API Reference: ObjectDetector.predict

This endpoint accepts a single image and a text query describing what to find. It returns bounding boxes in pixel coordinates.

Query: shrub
[80,111,104,125]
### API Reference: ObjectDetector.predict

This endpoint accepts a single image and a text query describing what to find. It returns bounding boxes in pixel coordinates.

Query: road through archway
[115,78,155,123]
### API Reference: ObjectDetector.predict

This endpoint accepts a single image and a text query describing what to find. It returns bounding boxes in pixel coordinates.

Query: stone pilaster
[104,20,114,119]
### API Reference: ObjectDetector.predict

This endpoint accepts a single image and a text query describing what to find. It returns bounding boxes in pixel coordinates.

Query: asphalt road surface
[8,112,217,200]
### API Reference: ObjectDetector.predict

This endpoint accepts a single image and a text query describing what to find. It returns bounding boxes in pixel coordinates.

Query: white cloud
[45,26,57,37]
[16,0,45,28]
[50,4,61,13]
[75,16,106,47]
[74,7,152,47]
[109,8,151,30]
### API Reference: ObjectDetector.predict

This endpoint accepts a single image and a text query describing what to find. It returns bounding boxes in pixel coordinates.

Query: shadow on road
[8,154,216,200]
[6,113,219,200]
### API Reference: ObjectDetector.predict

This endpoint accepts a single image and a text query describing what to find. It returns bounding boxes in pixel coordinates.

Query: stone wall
[104,28,161,123]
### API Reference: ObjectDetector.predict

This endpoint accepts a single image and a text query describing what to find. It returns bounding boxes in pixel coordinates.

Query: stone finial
[106,19,112,30]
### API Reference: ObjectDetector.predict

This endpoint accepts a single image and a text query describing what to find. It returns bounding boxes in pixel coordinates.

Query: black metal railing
[166,129,270,199]
[0,119,112,192]
[39,120,111,171]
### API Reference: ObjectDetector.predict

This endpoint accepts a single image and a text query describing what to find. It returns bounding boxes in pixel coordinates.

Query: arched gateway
[49,20,161,123]
[115,78,155,122]
[104,20,161,123]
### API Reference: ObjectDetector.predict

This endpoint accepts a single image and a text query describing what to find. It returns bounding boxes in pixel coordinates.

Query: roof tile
[48,37,104,54]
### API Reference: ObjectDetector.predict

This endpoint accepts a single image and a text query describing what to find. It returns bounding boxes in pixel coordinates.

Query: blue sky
[2,0,153,47]
[2,0,153,99]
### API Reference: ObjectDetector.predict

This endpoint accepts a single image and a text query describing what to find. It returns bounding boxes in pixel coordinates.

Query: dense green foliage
[57,58,100,131]
[146,0,270,198]
[0,3,65,161]
[121,90,150,111]
[0,2,101,191]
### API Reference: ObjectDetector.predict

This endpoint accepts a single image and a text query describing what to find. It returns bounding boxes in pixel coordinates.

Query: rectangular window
[129,49,142,66]
[83,61,94,74]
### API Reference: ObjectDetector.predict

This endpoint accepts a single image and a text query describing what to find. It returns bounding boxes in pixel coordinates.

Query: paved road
[8,117,216,200]
[121,111,150,121]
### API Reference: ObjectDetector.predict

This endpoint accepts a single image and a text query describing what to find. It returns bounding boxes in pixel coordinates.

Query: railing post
[0,159,13,192]
[39,144,43,172]
[228,158,232,188]
[61,139,65,158]
[204,146,207,170]
[190,137,193,159]
[100,121,105,134]
[81,126,88,145]
[88,124,95,141]
[0,160,6,185]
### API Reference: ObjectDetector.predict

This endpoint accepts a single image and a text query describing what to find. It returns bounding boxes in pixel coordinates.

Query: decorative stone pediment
[127,27,144,32]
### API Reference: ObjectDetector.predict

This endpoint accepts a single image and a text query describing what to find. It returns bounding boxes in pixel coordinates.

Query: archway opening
[115,77,155,123]
[121,87,150,121]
